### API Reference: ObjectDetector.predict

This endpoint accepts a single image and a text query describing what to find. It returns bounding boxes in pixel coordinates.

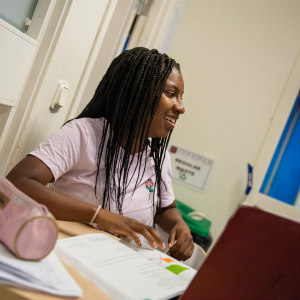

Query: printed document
[55,233,196,300]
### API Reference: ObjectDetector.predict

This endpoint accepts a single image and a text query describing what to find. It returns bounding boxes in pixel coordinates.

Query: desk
[1,221,114,300]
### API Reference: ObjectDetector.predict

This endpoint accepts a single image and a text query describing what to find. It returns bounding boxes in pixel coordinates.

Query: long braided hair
[76,47,180,219]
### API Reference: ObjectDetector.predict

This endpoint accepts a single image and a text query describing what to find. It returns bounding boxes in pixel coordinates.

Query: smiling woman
[149,66,185,138]
[6,47,197,262]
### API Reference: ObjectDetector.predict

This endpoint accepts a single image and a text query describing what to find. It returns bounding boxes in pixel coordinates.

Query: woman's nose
[174,99,185,114]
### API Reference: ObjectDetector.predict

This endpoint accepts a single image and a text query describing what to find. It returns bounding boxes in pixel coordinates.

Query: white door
[1,0,136,175]
[0,0,54,169]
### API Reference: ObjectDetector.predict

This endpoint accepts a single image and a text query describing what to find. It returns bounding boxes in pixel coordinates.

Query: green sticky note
[166,264,189,275]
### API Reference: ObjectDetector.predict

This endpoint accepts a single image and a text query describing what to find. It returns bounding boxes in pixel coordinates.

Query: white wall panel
[167,0,300,246]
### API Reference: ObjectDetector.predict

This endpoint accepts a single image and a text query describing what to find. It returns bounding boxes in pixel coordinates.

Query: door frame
[245,50,300,222]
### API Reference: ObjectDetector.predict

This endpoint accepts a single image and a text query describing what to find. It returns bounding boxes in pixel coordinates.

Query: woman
[6,47,194,261]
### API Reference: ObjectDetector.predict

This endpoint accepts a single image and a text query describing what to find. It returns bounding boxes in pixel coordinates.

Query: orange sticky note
[162,257,174,263]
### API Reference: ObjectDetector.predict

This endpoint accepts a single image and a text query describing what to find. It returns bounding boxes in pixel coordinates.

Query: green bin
[176,199,211,238]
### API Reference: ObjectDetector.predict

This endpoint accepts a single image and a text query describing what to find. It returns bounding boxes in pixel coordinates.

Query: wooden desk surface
[1,221,115,300]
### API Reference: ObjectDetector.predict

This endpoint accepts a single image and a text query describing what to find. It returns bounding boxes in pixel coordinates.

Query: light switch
[50,81,69,112]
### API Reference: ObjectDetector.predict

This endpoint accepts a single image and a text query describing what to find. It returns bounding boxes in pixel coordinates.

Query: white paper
[120,239,197,283]
[55,233,196,300]
[0,243,82,297]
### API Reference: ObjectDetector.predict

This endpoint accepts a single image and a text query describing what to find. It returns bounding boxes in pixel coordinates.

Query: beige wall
[166,0,300,245]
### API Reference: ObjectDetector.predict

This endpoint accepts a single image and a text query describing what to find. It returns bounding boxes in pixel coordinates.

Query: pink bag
[0,176,58,261]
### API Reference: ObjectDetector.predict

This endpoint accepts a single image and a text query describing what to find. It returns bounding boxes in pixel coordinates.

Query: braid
[76,47,178,219]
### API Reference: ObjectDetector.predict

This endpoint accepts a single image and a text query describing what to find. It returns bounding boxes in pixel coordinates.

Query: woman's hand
[155,201,194,261]
[95,209,166,250]
[167,221,194,261]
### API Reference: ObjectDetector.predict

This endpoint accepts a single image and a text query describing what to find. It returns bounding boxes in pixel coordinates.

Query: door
[1,0,136,175]
[245,52,300,222]
[0,0,54,168]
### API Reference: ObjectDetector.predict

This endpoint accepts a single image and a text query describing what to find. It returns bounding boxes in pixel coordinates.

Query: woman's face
[148,67,185,138]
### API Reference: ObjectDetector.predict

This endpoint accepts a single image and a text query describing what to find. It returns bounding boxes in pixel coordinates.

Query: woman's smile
[148,67,185,138]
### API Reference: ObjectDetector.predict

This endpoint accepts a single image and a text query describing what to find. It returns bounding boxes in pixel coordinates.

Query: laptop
[179,204,300,300]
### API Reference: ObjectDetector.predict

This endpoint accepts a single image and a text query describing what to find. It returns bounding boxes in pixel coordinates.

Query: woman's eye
[164,91,174,98]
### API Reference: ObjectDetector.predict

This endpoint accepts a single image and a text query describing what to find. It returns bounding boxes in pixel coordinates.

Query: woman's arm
[6,155,165,250]
[155,201,194,261]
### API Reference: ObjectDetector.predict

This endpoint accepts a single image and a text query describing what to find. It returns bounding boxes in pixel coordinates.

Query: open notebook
[179,204,300,300]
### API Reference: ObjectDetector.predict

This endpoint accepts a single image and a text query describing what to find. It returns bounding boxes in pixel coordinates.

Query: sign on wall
[169,144,214,192]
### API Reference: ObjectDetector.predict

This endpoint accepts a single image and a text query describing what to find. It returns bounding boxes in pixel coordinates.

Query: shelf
[0,98,15,107]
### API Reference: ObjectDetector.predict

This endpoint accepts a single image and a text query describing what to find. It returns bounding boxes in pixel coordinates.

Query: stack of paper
[0,242,82,297]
